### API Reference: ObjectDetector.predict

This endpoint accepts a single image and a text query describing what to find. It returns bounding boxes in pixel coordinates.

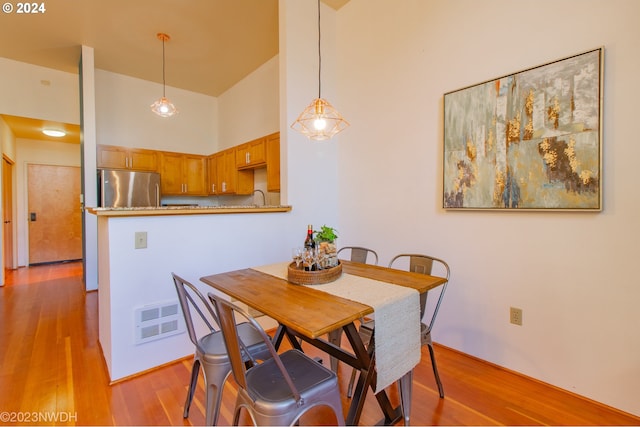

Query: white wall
[335,0,640,416]
[280,0,340,230]
[0,57,80,124]
[94,69,218,154]
[218,55,280,149]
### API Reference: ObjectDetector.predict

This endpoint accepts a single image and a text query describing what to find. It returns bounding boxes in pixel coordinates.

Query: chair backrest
[207,292,302,403]
[172,273,219,349]
[388,254,450,331]
[337,246,379,265]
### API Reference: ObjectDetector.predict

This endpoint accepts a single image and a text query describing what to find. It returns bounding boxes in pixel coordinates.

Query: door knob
[30,212,36,221]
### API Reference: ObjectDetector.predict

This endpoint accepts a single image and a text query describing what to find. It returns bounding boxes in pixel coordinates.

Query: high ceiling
[0,0,349,142]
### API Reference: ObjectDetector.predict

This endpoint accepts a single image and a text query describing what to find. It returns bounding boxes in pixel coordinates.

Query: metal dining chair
[327,246,380,372]
[336,246,379,265]
[344,254,450,426]
[172,273,271,425]
[207,292,345,426]
[351,254,450,399]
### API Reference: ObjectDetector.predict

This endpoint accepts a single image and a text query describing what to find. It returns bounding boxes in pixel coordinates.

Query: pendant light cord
[317,0,322,99]
[162,37,167,97]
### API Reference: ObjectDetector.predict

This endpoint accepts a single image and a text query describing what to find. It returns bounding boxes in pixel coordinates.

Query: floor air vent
[134,301,185,344]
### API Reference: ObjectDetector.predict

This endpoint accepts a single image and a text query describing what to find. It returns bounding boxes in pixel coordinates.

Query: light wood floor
[1,261,638,426]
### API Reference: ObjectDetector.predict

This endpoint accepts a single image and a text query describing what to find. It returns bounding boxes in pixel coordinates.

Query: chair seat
[246,349,339,414]
[198,321,269,364]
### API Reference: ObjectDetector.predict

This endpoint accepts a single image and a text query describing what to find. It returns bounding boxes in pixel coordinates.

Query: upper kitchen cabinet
[97,145,158,171]
[159,152,207,196]
[215,148,254,195]
[266,132,280,192]
[235,137,267,169]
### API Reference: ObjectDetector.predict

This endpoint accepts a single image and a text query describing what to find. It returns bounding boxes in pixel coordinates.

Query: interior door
[27,164,82,264]
[3,157,14,272]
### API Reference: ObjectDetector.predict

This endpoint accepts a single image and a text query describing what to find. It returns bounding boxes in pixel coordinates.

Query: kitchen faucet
[253,189,266,206]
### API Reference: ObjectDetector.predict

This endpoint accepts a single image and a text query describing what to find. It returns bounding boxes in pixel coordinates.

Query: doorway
[27,164,82,265]
[3,156,15,277]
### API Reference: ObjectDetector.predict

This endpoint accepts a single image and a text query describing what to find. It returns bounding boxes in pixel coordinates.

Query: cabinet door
[97,145,128,169]
[97,145,158,171]
[159,152,184,195]
[207,154,220,195]
[221,149,237,194]
[183,155,206,195]
[129,149,158,171]
[266,132,280,192]
[236,138,266,169]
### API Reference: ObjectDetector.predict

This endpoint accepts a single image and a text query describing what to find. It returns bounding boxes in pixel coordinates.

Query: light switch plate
[135,232,147,249]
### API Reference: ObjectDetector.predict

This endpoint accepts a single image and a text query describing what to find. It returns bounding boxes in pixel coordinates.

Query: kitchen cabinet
[208,149,253,195]
[235,137,267,169]
[266,132,280,192]
[97,145,158,171]
[159,152,207,195]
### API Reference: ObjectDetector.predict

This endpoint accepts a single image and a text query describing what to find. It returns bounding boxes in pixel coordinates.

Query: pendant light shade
[151,33,178,117]
[291,0,348,140]
[291,98,348,141]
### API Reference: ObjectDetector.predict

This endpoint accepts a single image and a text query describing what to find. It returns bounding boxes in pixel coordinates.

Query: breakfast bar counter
[87,204,293,382]
[86,205,292,217]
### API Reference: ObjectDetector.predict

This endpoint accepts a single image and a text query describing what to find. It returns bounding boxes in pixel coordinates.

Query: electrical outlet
[510,307,523,326]
[135,231,147,249]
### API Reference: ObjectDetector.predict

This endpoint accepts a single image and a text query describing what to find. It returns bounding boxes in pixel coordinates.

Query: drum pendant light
[291,0,348,140]
[150,33,178,117]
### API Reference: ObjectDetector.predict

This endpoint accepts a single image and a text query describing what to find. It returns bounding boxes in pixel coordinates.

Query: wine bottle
[304,224,315,249]
[304,224,316,271]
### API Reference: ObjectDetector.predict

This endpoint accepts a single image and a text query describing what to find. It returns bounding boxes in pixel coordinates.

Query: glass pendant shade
[291,98,349,140]
[151,96,177,117]
[151,33,177,117]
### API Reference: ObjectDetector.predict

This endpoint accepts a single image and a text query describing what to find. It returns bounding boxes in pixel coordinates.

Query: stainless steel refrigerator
[98,169,161,208]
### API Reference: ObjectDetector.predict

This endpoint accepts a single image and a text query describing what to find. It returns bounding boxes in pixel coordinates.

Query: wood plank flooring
[1,261,638,426]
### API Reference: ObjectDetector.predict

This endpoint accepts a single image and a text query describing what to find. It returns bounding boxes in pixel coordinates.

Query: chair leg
[205,382,224,426]
[183,358,200,418]
[427,342,444,398]
[201,364,232,426]
[398,370,413,426]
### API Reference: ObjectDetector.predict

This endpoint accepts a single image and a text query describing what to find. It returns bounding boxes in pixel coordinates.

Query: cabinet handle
[222,182,227,192]
[246,152,250,164]
[125,157,129,168]
[212,183,216,193]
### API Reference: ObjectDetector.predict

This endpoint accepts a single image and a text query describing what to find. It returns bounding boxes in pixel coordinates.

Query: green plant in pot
[315,225,339,268]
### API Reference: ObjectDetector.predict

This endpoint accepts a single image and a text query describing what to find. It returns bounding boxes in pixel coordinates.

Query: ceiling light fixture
[42,129,66,137]
[291,0,349,141]
[150,33,178,118]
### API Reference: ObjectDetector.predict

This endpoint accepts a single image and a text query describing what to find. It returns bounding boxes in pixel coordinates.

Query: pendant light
[291,0,348,140]
[150,33,178,117]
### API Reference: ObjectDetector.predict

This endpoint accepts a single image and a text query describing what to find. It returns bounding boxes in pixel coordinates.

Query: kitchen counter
[86,205,292,217]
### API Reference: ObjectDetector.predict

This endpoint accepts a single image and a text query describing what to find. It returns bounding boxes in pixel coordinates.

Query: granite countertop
[86,205,292,217]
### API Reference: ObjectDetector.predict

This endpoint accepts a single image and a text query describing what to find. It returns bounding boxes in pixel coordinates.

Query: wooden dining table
[200,260,447,425]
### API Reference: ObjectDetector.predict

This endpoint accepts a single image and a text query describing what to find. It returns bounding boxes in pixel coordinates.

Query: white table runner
[252,262,421,392]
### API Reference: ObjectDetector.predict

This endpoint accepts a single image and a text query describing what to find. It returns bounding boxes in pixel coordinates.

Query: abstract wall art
[443,48,603,211]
